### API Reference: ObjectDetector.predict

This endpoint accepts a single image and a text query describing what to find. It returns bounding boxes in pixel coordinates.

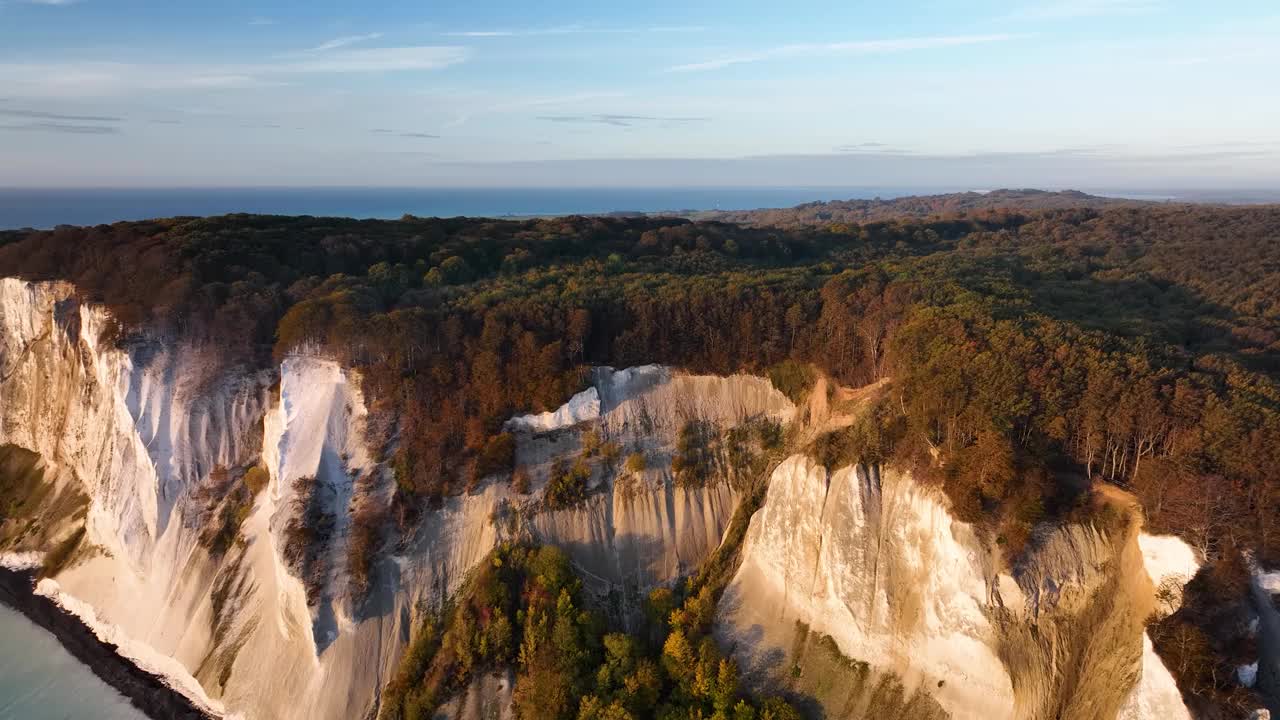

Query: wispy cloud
[0,47,469,97]
[304,32,384,53]
[444,25,585,37]
[446,31,518,38]
[387,150,440,158]
[181,74,276,88]
[667,34,1020,72]
[443,24,704,38]
[1,122,117,134]
[248,17,275,26]
[369,128,439,138]
[279,46,468,72]
[538,114,708,127]
[835,142,914,154]
[0,106,120,134]
[441,90,629,128]
[0,107,121,122]
[17,0,80,5]
[1005,0,1163,21]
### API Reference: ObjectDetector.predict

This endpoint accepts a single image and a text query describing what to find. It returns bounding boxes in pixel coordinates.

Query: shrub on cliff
[544,457,593,510]
[766,360,815,405]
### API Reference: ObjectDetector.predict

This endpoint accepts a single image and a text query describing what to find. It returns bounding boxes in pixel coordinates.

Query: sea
[0,603,145,720]
[0,186,955,230]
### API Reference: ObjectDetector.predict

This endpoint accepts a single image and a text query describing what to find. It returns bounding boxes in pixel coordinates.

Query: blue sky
[1,0,1277,188]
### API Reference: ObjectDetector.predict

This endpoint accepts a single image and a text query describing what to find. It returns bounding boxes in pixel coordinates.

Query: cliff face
[716,456,1198,720]
[0,277,1205,720]
[718,457,1014,718]
[0,278,402,719]
[523,365,793,613]
[0,278,772,720]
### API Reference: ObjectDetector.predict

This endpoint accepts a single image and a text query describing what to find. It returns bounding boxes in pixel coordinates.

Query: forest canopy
[2,204,1279,565]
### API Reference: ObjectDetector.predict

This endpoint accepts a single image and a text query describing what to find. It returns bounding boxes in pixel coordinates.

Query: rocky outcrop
[718,457,1014,719]
[1117,535,1201,720]
[717,455,1199,720]
[511,363,793,614]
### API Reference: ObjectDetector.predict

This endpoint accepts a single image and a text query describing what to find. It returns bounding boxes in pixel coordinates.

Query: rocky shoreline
[0,566,214,720]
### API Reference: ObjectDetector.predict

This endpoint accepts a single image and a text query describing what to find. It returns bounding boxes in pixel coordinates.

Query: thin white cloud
[17,0,79,5]
[248,17,276,26]
[538,113,708,127]
[667,34,1020,72]
[442,90,629,128]
[181,74,277,88]
[1,121,116,134]
[280,46,466,72]
[443,25,587,37]
[0,47,469,97]
[446,31,517,38]
[1007,0,1163,21]
[443,24,704,38]
[304,32,384,53]
[0,107,121,122]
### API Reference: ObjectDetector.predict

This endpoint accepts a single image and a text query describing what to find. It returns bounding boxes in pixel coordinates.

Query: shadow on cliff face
[355,550,401,623]
[549,533,673,629]
[1151,550,1265,719]
[716,583,782,688]
[716,582,945,720]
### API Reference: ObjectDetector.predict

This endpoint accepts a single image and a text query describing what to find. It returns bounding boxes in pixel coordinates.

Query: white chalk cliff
[717,456,1201,720]
[0,276,1205,719]
[0,279,779,719]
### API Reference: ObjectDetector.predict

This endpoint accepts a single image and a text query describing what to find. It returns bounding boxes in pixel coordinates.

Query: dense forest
[687,189,1152,228]
[3,198,1280,715]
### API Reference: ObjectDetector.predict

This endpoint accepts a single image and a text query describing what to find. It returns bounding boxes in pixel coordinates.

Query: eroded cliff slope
[0,278,778,720]
[717,455,1200,720]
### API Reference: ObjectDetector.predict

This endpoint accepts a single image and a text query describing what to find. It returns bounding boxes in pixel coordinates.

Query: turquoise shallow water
[0,603,144,720]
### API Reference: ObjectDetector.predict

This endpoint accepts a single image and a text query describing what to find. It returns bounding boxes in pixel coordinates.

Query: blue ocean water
[0,186,948,230]
[0,603,145,720]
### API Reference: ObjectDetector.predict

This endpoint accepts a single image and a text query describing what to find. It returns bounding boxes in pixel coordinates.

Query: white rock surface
[0,278,269,570]
[1250,562,1280,702]
[34,577,233,718]
[1257,571,1280,595]
[1116,533,1200,720]
[719,456,1015,720]
[0,280,409,720]
[0,550,43,570]
[1140,533,1201,595]
[720,455,1200,720]
[507,386,602,432]
[0,279,781,720]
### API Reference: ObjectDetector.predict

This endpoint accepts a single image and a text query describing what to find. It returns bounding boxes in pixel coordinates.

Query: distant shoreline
[5,185,1276,232]
[0,567,214,720]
